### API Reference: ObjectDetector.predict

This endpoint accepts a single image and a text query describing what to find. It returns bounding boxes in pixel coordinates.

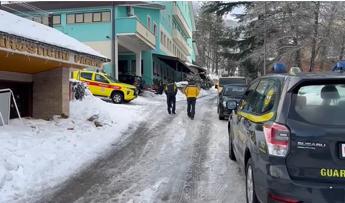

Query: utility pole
[263,1,267,75]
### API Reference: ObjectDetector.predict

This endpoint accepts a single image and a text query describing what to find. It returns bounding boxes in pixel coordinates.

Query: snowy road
[38,93,245,203]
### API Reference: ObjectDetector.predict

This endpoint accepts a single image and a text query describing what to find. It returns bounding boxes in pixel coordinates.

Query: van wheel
[112,92,124,104]
[246,158,259,203]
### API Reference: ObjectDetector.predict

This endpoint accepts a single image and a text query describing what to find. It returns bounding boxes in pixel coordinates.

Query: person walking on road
[184,81,200,120]
[164,80,178,114]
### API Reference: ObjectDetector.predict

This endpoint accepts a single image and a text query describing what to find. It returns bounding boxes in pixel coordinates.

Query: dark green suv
[228,72,345,203]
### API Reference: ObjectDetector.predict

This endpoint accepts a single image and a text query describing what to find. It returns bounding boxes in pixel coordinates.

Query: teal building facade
[7,1,198,86]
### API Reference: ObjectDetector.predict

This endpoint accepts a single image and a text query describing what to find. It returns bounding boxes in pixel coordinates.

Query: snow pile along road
[0,94,149,202]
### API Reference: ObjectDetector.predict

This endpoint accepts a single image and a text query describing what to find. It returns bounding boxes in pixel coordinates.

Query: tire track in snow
[36,92,246,203]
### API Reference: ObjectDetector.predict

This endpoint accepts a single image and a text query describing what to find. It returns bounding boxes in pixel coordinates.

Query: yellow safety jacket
[184,85,200,98]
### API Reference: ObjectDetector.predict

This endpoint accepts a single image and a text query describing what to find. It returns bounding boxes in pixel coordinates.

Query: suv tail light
[263,123,290,157]
[269,193,300,203]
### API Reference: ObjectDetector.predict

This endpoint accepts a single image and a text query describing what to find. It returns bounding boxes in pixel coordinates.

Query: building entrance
[0,81,33,118]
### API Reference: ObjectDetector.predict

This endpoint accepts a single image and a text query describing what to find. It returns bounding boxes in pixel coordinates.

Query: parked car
[72,70,138,104]
[217,84,247,120]
[227,71,345,203]
[118,74,144,94]
[216,76,247,94]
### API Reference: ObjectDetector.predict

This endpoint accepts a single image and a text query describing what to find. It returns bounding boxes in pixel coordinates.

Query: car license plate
[341,144,345,158]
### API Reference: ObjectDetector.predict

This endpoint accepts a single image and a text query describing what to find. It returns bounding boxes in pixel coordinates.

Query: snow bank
[0,95,147,202]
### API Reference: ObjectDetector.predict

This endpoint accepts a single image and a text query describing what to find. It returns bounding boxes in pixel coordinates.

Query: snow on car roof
[0,10,108,60]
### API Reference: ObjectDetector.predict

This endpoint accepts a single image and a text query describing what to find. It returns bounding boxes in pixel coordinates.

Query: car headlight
[223,100,227,107]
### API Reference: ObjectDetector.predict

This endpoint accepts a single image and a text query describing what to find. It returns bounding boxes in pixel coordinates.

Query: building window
[67,14,75,24]
[75,13,84,23]
[42,16,49,25]
[52,15,61,25]
[84,13,92,23]
[147,16,151,31]
[160,31,163,42]
[102,12,111,22]
[32,16,41,23]
[153,23,157,36]
[93,12,101,22]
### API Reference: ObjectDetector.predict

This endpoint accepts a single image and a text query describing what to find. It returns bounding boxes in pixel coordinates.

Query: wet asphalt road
[37,93,245,203]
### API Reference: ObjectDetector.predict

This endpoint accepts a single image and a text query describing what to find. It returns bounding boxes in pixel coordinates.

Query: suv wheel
[229,128,236,161]
[246,158,259,203]
[112,92,124,104]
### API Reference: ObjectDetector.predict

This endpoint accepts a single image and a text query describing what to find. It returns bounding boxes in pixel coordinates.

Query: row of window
[160,31,172,51]
[28,11,111,26]
[67,12,111,24]
[160,28,187,60]
[28,15,61,25]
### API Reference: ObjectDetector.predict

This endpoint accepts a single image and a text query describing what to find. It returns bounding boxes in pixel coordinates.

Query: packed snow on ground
[0,94,155,202]
[0,87,216,202]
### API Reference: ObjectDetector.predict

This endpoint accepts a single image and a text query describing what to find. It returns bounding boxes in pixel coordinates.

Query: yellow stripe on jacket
[184,85,200,98]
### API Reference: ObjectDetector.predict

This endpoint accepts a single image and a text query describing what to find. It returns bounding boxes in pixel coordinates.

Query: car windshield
[223,86,247,98]
[290,83,345,126]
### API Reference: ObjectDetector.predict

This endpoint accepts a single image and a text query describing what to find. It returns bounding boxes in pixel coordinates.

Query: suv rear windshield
[290,83,345,125]
[223,86,246,98]
[219,78,246,86]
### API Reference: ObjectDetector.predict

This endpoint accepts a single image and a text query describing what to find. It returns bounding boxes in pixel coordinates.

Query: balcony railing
[116,17,156,48]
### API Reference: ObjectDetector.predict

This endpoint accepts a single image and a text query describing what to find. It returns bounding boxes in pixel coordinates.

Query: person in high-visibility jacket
[184,81,201,120]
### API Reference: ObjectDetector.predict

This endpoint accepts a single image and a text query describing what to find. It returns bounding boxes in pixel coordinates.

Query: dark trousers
[167,95,176,114]
[187,98,196,118]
